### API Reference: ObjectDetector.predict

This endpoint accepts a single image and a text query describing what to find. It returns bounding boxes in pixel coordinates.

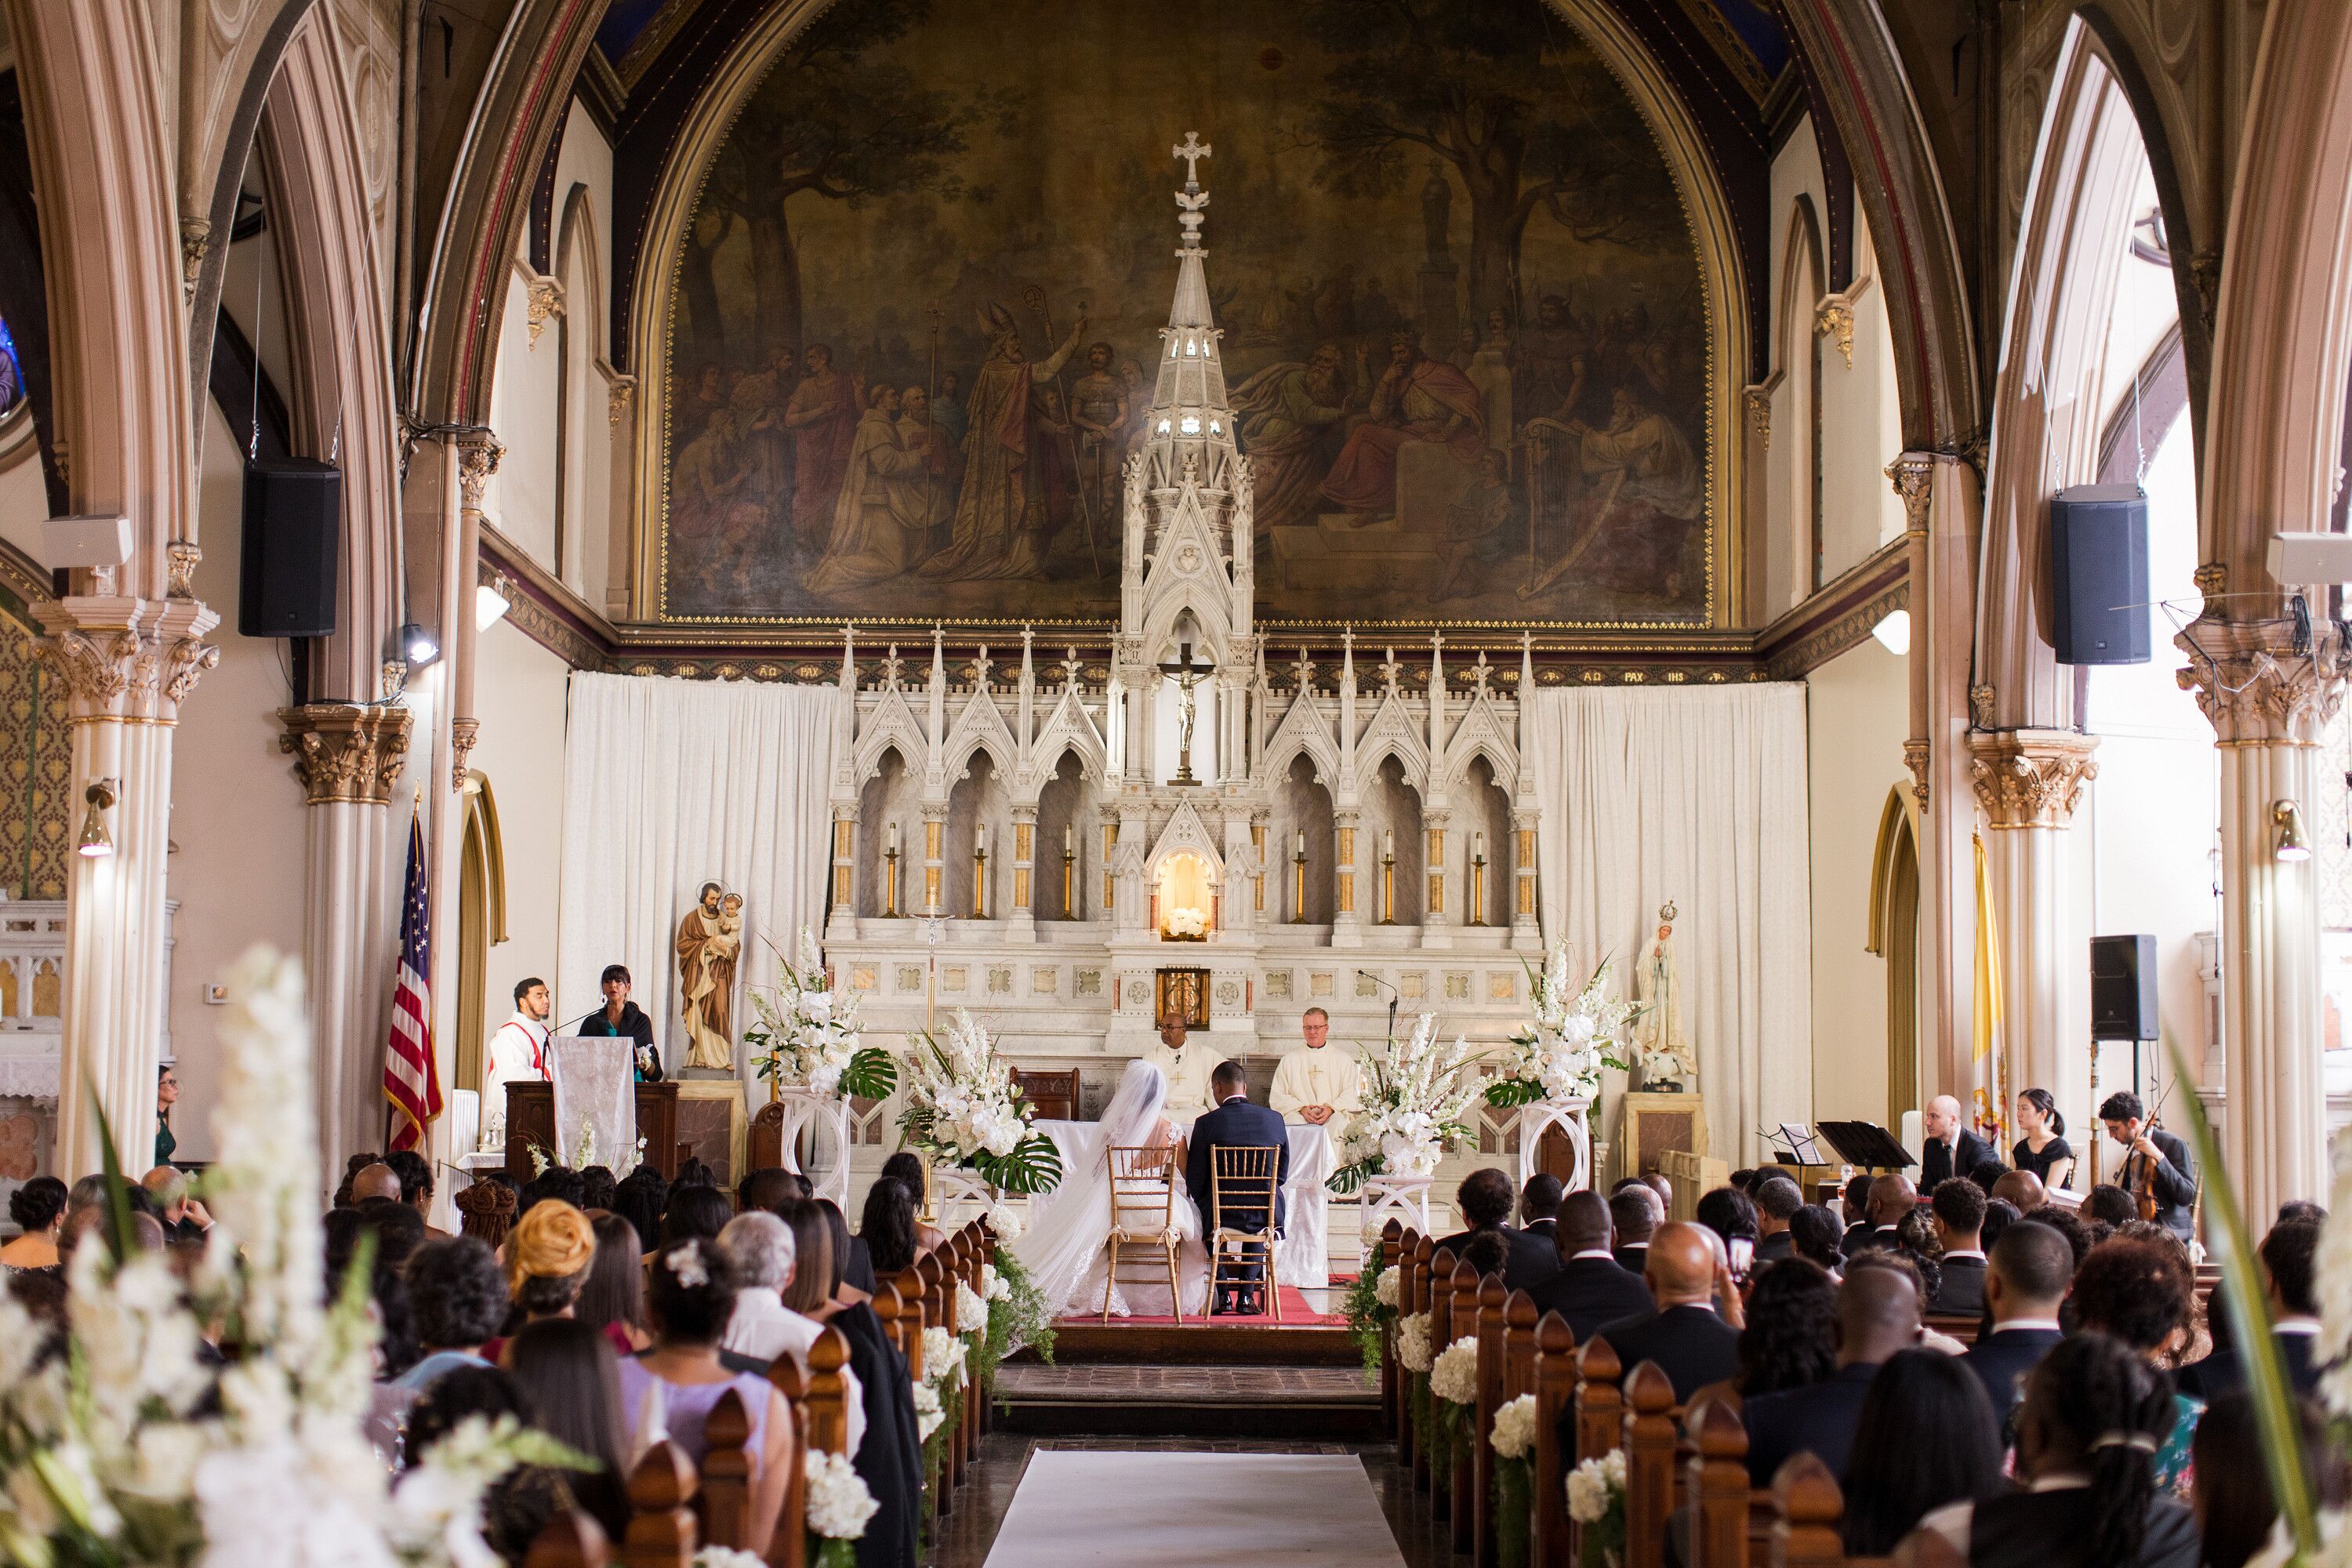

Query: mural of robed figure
[1320,330,1487,520]
[922,303,1090,582]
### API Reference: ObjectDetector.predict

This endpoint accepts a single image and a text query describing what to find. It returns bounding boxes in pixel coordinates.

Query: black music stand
[1813,1120,1917,1172]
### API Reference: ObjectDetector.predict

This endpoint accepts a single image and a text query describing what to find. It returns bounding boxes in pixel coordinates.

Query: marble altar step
[990,1363,1381,1441]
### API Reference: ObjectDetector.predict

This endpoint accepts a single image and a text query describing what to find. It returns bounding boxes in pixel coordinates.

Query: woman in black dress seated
[2013,1087,2075,1192]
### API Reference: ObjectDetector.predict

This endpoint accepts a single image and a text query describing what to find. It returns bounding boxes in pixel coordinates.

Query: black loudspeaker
[238,458,340,639]
[2049,485,2151,664]
[2090,934,2158,1041]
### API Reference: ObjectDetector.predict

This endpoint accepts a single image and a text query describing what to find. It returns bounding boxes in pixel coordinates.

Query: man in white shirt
[485,976,554,1131]
[1269,1007,1363,1138]
[717,1212,866,1455]
[1142,1016,1214,1118]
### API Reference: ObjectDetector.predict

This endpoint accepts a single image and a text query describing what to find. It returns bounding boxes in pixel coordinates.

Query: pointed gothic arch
[1866,787,1921,1130]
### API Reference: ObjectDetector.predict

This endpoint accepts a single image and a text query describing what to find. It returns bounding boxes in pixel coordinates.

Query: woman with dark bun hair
[2,1177,67,1270]
[2013,1087,2075,1191]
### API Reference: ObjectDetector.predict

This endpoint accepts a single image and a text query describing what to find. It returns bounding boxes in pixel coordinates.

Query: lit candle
[1384,828,1395,859]
[975,824,987,856]
[1474,831,1486,861]
[1064,822,1074,856]
[1294,829,1305,858]
[887,821,899,855]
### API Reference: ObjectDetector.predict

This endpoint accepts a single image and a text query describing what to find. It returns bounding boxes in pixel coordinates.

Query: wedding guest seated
[1433,1167,1517,1258]
[2176,1218,2325,1400]
[2068,1233,2201,1494]
[739,1167,804,1217]
[1588,1221,1742,1403]
[2029,1203,2095,1271]
[348,1161,404,1208]
[1463,1229,1511,1281]
[576,1212,652,1355]
[1980,1196,2020,1256]
[617,1238,797,1552]
[1963,1219,2072,1417]
[1527,1192,1653,1342]
[486,1199,597,1359]
[658,1183,733,1250]
[503,1319,634,1546]
[384,1150,450,1237]
[880,1152,942,1254]
[2,1178,66,1271]
[1849,1174,1915,1257]
[859,1175,920,1277]
[394,1236,510,1391]
[2192,1392,2348,1568]
[1838,1349,2004,1555]
[1838,1173,1875,1257]
[1788,1205,1845,1274]
[1610,1183,1663,1275]
[518,1166,586,1219]
[2085,1184,2140,1227]
[333,1152,382,1207]
[714,1208,868,1457]
[1754,1178,1802,1262]
[1744,1261,1922,1483]
[1729,1167,1759,1194]
[1991,1168,2046,1214]
[1505,1174,1565,1293]
[612,1167,668,1250]
[143,1165,212,1244]
[2277,1199,2327,1225]
[818,1196,878,1294]
[575,1165,617,1215]
[1731,1258,1838,1397]
[674,1157,718,1189]
[1908,1333,2200,1568]
[1695,1185,1761,1279]
[1968,1156,2010,1196]
[1928,1179,1989,1316]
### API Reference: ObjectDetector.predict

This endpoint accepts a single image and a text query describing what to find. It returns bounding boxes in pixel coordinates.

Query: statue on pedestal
[1635,901,1697,1093]
[676,881,744,1070]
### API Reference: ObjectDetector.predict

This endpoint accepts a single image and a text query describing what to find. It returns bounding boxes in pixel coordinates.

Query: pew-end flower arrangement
[802,1450,880,1568]
[1486,942,1639,1110]
[1327,1012,1486,1195]
[1422,1333,1480,1494]
[1491,1394,1539,1568]
[746,929,899,1101]
[1566,1449,1629,1568]
[1338,1258,1400,1383]
[897,1010,1063,1194]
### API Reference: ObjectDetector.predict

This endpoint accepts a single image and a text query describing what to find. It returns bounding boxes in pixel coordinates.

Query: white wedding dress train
[1010,1060,1211,1319]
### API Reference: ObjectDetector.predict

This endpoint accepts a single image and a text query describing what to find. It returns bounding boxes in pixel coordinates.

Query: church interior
[1,0,2350,1564]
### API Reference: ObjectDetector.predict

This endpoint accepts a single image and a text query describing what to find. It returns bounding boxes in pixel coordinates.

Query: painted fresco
[658,0,1711,626]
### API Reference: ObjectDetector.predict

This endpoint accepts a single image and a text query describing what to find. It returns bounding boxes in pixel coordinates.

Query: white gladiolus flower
[1428,1335,1480,1405]
[1490,1394,1538,1459]
[804,1450,880,1541]
[2318,1130,2352,1421]
[1396,1312,1435,1374]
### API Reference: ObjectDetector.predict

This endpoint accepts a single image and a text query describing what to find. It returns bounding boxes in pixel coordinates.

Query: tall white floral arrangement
[1486,942,1638,1110]
[746,931,898,1102]
[896,1011,1062,1193]
[1328,1013,1486,1193]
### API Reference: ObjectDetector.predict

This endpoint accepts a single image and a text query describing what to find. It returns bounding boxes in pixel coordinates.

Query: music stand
[1813,1120,1917,1172]
[1762,1121,1826,1167]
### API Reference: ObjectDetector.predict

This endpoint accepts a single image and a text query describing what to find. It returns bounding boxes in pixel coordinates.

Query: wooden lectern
[503,1081,680,1180]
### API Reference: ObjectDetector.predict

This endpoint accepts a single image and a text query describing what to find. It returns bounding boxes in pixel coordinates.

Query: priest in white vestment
[1141,1017,1214,1118]
[1269,1007,1364,1137]
[486,977,554,1130]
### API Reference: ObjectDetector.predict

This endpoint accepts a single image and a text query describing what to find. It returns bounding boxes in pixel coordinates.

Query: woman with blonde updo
[486,1199,597,1363]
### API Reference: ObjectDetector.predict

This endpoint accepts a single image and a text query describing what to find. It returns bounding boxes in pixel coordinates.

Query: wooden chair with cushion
[1206,1143,1284,1321]
[1101,1143,1185,1323]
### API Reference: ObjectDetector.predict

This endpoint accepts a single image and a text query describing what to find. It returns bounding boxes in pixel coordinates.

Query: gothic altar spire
[1142,131,1236,490]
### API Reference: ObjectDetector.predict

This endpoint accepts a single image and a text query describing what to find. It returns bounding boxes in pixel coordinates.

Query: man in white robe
[1142,1017,1214,1119]
[1269,1006,1364,1138]
[807,385,931,594]
[486,976,553,1131]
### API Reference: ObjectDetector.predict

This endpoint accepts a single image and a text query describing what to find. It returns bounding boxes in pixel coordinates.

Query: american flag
[384,815,444,1152]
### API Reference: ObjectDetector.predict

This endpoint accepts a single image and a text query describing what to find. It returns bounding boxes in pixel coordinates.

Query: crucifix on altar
[1158,640,1214,784]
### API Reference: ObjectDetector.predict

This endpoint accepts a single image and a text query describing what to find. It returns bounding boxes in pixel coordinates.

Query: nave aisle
[978,1450,1409,1567]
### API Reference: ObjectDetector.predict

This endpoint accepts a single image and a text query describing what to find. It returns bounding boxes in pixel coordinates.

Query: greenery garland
[982,1248,1057,1405]
[1338,1264,1396,1385]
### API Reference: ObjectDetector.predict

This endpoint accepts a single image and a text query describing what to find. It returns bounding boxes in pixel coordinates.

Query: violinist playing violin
[2099,1090,2198,1240]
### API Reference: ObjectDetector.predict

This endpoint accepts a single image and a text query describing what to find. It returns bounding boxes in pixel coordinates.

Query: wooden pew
[1472,1272,1507,1565]
[526,1510,611,1568]
[764,1358,811,1568]
[1769,1454,1875,1568]
[1531,1312,1576,1568]
[1683,1392,1749,1568]
[1568,1337,1623,1566]
[1380,1220,1405,1439]
[1422,1246,1457,1499]
[700,1391,754,1551]
[1449,1256,1479,1548]
[620,1442,699,1568]
[1621,1363,1676,1568]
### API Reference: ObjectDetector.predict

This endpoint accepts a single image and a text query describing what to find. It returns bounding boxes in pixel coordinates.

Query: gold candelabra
[1377,828,1397,925]
[1468,831,1487,926]
[973,839,989,917]
[1290,829,1308,924]
[883,847,901,916]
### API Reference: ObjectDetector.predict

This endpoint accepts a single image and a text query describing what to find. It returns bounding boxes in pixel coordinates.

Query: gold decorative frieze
[278,704,414,806]
[1968,729,2100,829]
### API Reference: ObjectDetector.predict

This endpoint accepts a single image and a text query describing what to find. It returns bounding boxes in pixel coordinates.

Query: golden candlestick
[1062,848,1076,919]
[1468,851,1487,925]
[973,846,989,917]
[1290,845,1308,924]
[883,847,902,916]
[1377,848,1397,924]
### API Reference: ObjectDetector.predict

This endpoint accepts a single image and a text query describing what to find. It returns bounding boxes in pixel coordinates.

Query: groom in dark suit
[1186,1059,1290,1315]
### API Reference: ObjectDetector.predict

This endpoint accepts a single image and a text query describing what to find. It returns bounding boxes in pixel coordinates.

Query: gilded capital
[2175,617,2351,746]
[457,439,503,511]
[1886,454,1934,535]
[524,276,565,346]
[1968,729,2100,828]
[165,540,201,600]
[278,705,415,805]
[608,376,637,427]
[450,716,481,794]
[34,598,220,723]
[1902,739,1932,811]
[1815,296,1855,368]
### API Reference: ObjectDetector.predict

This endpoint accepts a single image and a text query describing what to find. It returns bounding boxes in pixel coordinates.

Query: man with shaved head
[349,1163,404,1207]
[1962,1218,2074,1414]
[1584,1221,1741,1401]
[1609,1182,1663,1274]
[1989,1167,2045,1214]
[1918,1093,1991,1192]
[1741,1262,1924,1483]
[1526,1191,1654,1341]
[1848,1173,1916,1254]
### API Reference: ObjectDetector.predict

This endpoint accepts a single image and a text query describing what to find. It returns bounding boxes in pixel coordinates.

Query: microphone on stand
[1357,969,1399,1045]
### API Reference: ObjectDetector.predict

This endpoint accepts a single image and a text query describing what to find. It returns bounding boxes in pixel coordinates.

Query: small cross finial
[1173,132,1210,184]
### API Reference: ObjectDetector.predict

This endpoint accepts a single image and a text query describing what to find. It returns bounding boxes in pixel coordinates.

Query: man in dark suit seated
[1918,1094,1991,1192]
[2177,1218,2325,1399]
[1185,1059,1290,1315]
[1836,1171,1875,1258]
[1504,1174,1567,1294]
[1584,1221,1742,1403]
[1753,1176,1802,1263]
[1432,1166,1518,1264]
[1843,1173,1915,1258]
[1526,1191,1653,1341]
[1609,1181,1661,1275]
[2098,1090,2198,1240]
[1743,1263,1922,1483]
[1961,1218,2071,1417]
[1926,1177,1989,1316]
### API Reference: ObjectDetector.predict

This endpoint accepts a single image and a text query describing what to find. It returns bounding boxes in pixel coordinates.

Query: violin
[2130,1114,2164,1223]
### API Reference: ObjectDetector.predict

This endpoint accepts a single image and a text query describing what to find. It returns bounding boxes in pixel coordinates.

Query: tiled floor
[994,1363,1376,1403]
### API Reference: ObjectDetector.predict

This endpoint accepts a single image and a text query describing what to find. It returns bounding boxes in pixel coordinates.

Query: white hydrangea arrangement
[1395,1311,1435,1374]
[1491,1391,1541,1566]
[982,1204,1024,1243]
[747,930,898,1101]
[910,1381,946,1443]
[956,1279,989,1335]
[1375,1269,1400,1308]
[1487,942,1639,1110]
[982,1263,1012,1303]
[897,1011,1063,1193]
[1490,1393,1538,1460]
[921,1326,967,1390]
[0,946,568,1568]
[1566,1447,1630,1564]
[694,1549,770,1568]
[803,1449,879,1566]
[1428,1335,1480,1406]
[1329,1013,1486,1194]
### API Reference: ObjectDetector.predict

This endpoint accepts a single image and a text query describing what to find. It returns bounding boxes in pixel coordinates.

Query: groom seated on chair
[1185,1060,1290,1316]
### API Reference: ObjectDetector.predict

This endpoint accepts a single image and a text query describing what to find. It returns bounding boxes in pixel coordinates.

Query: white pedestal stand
[772,1087,855,1209]
[1358,1173,1435,1263]
[1515,1096,1594,1193]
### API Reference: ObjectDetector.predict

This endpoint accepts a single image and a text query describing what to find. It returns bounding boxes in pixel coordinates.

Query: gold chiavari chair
[1102,1143,1186,1323]
[1207,1144,1284,1321]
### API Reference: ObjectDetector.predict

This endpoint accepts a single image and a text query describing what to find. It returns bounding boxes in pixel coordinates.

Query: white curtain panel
[1523,685,1813,1163]
[557,671,840,1091]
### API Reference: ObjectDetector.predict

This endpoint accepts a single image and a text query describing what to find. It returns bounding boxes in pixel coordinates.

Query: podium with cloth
[505,1036,681,1181]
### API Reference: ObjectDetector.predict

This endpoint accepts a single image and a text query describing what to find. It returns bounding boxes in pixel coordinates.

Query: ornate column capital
[278,705,415,805]
[1743,386,1770,446]
[448,716,481,793]
[1968,728,2100,828]
[1886,454,1934,535]
[32,597,220,723]
[2175,618,2351,746]
[457,438,504,511]
[1815,296,1856,368]
[524,276,565,346]
[1902,739,1932,811]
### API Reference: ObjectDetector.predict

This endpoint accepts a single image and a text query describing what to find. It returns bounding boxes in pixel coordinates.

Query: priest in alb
[1270,1006,1363,1137]
[1142,1016,1215,1119]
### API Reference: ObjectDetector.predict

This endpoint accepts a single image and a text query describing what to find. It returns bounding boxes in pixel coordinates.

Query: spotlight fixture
[2273,798,2311,862]
[77,779,117,858]
[475,580,512,632]
[400,621,440,666]
[1871,610,1912,657]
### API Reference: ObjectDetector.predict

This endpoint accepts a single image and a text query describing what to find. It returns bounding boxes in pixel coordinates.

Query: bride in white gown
[1010,1059,1212,1319]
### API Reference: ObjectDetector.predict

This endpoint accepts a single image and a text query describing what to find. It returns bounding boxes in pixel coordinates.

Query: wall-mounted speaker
[238,458,339,639]
[2049,485,2151,665]
[2089,933,2158,1042]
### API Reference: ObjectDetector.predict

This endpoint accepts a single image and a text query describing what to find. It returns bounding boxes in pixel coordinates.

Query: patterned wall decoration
[0,604,71,900]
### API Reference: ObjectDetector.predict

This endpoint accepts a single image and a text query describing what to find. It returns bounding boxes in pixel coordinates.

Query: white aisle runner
[982,1450,1407,1567]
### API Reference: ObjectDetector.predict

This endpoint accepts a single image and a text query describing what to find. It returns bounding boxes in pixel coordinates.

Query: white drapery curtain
[557,672,840,1087]
[1523,686,1813,1163]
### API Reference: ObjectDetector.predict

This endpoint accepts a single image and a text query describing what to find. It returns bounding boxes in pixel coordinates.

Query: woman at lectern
[580,964,663,1082]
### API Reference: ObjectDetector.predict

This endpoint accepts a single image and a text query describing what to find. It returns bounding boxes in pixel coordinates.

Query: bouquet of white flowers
[804,1449,879,1567]
[1490,1393,1537,1459]
[1491,1392,1541,1567]
[1487,941,1639,1109]
[747,930,898,1101]
[910,1381,946,1443]
[921,1326,967,1390]
[1428,1335,1480,1406]
[898,1011,1063,1193]
[1396,1311,1435,1374]
[1328,1013,1486,1194]
[1164,906,1209,939]
[1567,1448,1630,1568]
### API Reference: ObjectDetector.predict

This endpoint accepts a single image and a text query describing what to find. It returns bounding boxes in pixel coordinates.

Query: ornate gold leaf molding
[1816,296,1856,368]
[1968,728,2100,828]
[278,704,414,806]
[1902,739,1932,811]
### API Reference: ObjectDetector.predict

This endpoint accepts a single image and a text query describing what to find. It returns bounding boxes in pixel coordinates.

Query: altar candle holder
[973,827,989,919]
[1290,835,1308,924]
[1062,823,1077,920]
[883,846,902,917]
[1468,830,1488,927]
[1377,831,1398,926]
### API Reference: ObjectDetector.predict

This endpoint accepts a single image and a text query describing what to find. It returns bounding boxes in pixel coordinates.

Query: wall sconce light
[77,779,117,858]
[2273,798,2311,862]
[475,579,512,631]
[400,622,440,666]
[1871,610,1911,656]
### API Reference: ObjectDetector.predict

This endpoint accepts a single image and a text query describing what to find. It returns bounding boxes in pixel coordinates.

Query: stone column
[2180,619,2347,1217]
[1512,808,1541,949]
[1009,807,1038,942]
[1331,809,1363,948]
[449,441,499,792]
[1969,729,2100,1134]
[278,703,412,1174]
[826,808,858,941]
[1421,811,1452,948]
[35,598,219,1177]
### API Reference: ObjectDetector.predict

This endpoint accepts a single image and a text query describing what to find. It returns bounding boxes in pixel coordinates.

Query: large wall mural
[655,0,1715,628]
